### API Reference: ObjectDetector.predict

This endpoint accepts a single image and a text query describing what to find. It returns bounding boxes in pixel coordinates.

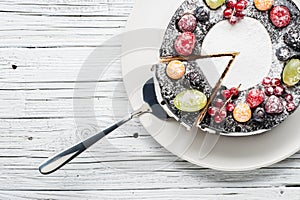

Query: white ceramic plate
[121,0,300,171]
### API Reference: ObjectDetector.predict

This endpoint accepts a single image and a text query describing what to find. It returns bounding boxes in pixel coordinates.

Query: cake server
[39,78,169,175]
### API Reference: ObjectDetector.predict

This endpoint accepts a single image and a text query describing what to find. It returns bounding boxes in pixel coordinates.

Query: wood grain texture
[0,0,299,199]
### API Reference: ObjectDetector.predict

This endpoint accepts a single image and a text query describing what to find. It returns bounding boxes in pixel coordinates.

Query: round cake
[154,0,300,136]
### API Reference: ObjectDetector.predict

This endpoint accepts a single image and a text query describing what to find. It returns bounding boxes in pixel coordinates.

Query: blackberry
[284,27,300,52]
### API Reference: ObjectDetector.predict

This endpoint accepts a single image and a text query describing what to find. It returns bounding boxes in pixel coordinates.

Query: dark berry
[284,26,300,52]
[276,47,291,62]
[253,107,266,122]
[195,6,210,22]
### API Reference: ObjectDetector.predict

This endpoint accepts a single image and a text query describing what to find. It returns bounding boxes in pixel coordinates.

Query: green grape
[283,59,300,86]
[174,89,207,112]
[205,0,226,9]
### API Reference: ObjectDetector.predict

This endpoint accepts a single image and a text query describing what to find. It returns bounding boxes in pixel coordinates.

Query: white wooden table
[0,0,300,199]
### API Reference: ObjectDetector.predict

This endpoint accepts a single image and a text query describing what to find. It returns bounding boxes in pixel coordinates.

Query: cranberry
[235,2,245,12]
[262,77,272,86]
[271,78,281,86]
[215,98,224,108]
[226,103,235,112]
[274,85,285,96]
[208,106,218,116]
[214,115,223,124]
[265,86,274,96]
[286,102,296,111]
[222,89,232,99]
[230,87,239,97]
[226,0,237,9]
[223,8,233,19]
[285,94,294,102]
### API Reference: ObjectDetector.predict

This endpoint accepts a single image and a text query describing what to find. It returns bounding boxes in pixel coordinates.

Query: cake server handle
[39,104,150,175]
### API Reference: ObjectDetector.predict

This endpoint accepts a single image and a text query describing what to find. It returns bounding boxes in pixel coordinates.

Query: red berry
[262,77,272,86]
[208,106,219,116]
[240,0,248,6]
[235,2,245,12]
[265,86,274,96]
[230,87,239,96]
[214,115,223,124]
[270,6,291,28]
[174,32,196,56]
[235,11,245,18]
[271,78,281,86]
[286,102,296,112]
[219,109,227,118]
[223,8,233,19]
[215,98,224,108]
[229,16,238,25]
[274,85,285,96]
[178,14,197,32]
[226,0,237,9]
[222,89,232,99]
[226,103,235,112]
[246,89,265,108]
[285,94,294,102]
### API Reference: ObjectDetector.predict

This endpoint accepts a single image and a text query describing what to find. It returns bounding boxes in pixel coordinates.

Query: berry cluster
[262,77,284,96]
[208,87,239,123]
[223,0,248,24]
[262,77,296,112]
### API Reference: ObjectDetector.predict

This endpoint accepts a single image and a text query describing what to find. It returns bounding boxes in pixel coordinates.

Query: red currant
[274,85,285,96]
[229,16,238,25]
[285,94,294,102]
[235,11,245,18]
[208,106,219,116]
[235,2,245,12]
[215,98,224,108]
[271,78,281,86]
[219,109,227,118]
[214,115,223,124]
[230,87,239,97]
[223,8,233,19]
[286,102,296,112]
[226,103,235,112]
[226,0,237,9]
[240,0,248,6]
[265,86,274,96]
[262,77,272,86]
[222,89,232,99]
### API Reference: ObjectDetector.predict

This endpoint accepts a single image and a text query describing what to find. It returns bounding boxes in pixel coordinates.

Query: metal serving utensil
[39,78,169,175]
